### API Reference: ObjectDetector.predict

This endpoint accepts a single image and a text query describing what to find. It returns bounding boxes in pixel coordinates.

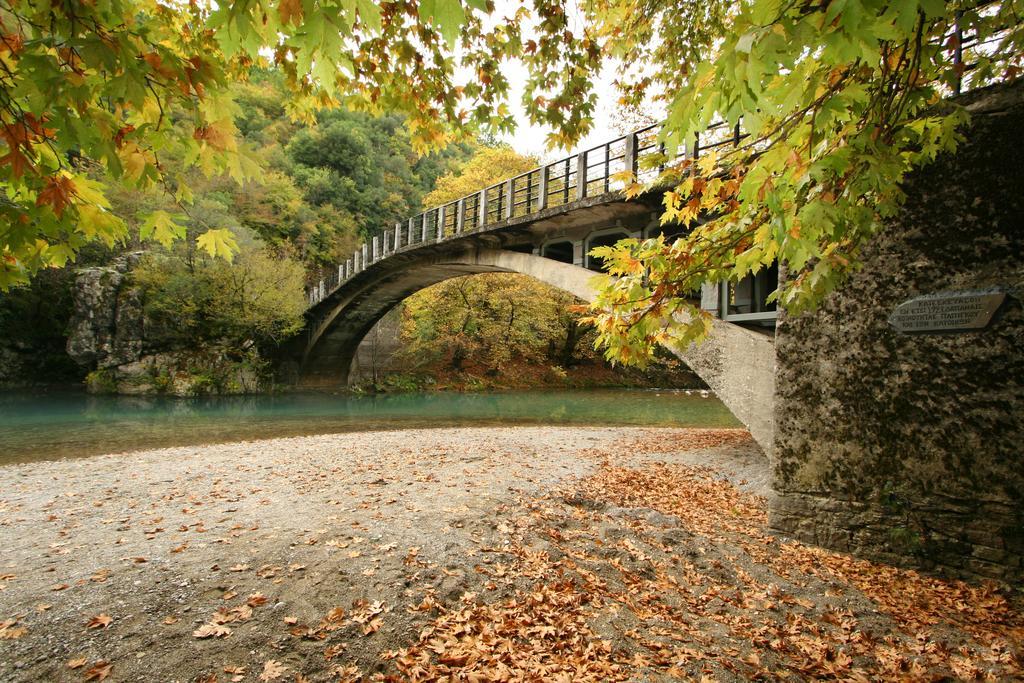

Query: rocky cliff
[66,254,267,396]
[66,253,144,369]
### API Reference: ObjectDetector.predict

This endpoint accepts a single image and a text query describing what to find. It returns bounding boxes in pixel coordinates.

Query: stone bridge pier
[768,82,1023,582]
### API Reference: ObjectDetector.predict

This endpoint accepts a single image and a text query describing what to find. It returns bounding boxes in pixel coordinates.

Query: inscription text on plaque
[889,290,1006,333]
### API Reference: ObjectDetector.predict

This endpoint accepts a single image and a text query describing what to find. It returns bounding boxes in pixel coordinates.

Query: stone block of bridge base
[572,241,584,268]
[769,80,1024,583]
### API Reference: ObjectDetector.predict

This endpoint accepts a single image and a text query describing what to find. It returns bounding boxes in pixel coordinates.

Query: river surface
[0,388,740,464]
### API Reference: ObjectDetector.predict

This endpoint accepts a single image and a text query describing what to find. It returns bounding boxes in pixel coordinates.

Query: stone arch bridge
[293,122,779,452]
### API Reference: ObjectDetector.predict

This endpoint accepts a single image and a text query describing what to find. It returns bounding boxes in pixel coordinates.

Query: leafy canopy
[577,0,1022,362]
[0,0,551,288]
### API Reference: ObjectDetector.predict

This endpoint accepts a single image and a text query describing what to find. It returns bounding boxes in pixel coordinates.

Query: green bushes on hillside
[132,245,307,349]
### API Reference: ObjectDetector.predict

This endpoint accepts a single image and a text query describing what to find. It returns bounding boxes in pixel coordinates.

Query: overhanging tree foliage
[0,0,517,287]
[1,0,1020,365]
[580,0,1022,362]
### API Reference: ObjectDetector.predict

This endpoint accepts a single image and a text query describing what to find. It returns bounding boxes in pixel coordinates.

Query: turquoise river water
[0,388,740,464]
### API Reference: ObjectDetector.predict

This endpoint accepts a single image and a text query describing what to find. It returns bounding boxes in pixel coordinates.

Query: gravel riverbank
[0,427,1019,681]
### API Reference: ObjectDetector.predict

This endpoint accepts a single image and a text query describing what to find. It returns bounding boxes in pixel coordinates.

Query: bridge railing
[304,117,752,307]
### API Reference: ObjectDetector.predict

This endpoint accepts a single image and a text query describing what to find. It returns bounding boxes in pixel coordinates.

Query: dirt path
[0,427,1020,682]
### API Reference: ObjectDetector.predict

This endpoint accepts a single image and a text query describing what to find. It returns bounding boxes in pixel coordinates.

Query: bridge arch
[299,247,775,453]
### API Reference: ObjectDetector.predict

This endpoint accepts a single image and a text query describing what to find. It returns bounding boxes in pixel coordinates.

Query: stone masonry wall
[769,81,1024,583]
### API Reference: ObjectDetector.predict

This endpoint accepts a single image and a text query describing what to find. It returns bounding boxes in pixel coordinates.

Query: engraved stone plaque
[889,289,1006,333]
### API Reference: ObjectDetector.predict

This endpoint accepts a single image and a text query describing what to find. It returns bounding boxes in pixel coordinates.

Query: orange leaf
[278,0,303,25]
[35,175,77,217]
[86,614,112,629]
[84,661,112,681]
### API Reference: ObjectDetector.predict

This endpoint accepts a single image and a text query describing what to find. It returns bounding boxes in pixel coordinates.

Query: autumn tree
[423,145,539,205]
[2,0,1020,367]
[577,0,1023,361]
[132,244,308,348]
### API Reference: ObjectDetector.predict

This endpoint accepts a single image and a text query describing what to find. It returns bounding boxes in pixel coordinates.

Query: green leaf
[355,0,382,32]
[139,210,188,248]
[419,0,466,44]
[196,228,240,262]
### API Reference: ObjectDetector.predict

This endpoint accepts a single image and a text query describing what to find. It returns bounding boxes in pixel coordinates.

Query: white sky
[496,59,626,162]
[485,0,635,163]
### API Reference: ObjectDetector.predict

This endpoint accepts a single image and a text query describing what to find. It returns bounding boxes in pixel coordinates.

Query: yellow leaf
[196,228,239,262]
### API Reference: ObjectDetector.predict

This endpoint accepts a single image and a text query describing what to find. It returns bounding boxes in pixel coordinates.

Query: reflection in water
[0,389,740,464]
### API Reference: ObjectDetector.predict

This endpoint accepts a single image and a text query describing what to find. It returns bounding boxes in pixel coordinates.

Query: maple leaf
[35,175,78,217]
[0,143,33,178]
[87,614,113,629]
[67,658,88,669]
[0,619,26,639]
[277,0,303,25]
[193,623,231,639]
[231,605,253,621]
[259,659,287,681]
[196,228,238,262]
[246,592,268,607]
[362,617,383,635]
[138,210,187,248]
[84,661,112,681]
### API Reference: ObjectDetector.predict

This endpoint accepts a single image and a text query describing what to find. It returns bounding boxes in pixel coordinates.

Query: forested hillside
[0,72,472,390]
[0,71,690,393]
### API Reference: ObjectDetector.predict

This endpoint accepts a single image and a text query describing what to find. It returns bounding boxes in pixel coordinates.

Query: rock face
[769,82,1024,583]
[66,253,144,369]
[67,254,265,396]
[84,348,264,396]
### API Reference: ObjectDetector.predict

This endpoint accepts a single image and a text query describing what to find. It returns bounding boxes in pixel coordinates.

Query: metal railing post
[504,179,514,219]
[437,206,445,241]
[575,152,587,201]
[624,133,638,179]
[478,189,488,228]
[538,165,548,210]
[456,198,465,234]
